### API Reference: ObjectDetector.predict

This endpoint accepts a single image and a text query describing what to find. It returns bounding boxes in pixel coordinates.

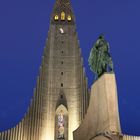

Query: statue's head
[99,34,104,40]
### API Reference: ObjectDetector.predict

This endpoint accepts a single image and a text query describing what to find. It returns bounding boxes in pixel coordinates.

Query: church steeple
[51,0,75,24]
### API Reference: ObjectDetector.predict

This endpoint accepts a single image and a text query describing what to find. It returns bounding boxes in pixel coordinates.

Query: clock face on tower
[59,28,64,34]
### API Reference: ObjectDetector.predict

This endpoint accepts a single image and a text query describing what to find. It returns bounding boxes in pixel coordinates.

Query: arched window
[55,105,68,140]
[67,15,72,21]
[61,12,65,20]
[54,15,59,20]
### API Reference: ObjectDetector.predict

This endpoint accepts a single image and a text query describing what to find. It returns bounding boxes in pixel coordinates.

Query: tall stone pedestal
[73,73,122,140]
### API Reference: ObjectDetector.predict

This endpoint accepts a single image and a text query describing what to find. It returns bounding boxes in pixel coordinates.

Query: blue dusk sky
[0,0,140,136]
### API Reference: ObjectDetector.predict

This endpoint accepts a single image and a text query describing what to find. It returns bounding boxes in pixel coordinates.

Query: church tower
[0,0,89,140]
[42,0,89,139]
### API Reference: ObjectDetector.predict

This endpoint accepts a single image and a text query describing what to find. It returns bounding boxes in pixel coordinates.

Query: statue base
[73,73,121,140]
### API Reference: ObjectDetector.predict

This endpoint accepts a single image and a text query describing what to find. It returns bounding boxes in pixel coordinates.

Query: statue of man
[88,35,113,79]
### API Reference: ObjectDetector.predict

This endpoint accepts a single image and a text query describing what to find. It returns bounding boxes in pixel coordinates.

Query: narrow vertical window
[55,105,68,140]
[61,12,65,20]
[58,110,65,138]
[61,95,63,99]
[67,15,72,21]
[54,15,59,20]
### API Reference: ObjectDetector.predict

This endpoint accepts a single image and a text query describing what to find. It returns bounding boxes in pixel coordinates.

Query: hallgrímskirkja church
[0,0,139,140]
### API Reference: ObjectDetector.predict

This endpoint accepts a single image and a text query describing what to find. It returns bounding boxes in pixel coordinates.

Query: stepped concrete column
[73,73,122,140]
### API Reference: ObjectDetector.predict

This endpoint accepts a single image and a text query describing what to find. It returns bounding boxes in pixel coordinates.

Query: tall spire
[51,0,75,24]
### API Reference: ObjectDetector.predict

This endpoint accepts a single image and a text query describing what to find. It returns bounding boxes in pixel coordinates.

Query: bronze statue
[88,35,113,79]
